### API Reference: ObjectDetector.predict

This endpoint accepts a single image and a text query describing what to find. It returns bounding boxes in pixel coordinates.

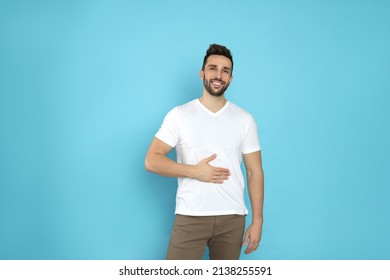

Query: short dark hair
[202,43,233,73]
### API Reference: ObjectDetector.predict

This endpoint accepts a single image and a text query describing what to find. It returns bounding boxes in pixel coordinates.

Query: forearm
[247,169,264,225]
[145,152,197,178]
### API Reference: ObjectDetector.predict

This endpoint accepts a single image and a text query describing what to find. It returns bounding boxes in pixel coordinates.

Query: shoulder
[176,99,198,112]
[227,101,255,121]
[172,99,200,118]
[163,99,197,120]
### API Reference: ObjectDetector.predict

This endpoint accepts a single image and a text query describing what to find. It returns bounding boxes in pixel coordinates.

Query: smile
[211,80,224,87]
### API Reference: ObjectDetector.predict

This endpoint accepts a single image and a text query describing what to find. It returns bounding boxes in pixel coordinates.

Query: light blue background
[1,0,389,260]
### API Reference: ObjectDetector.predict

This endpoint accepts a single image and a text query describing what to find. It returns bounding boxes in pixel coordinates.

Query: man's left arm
[242,150,264,254]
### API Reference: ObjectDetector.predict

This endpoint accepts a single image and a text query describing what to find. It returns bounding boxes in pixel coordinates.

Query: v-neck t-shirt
[155,99,261,216]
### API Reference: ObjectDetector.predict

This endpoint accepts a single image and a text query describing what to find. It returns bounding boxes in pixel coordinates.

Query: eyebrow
[207,64,231,71]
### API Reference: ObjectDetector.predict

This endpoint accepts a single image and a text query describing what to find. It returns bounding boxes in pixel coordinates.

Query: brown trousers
[166,214,245,260]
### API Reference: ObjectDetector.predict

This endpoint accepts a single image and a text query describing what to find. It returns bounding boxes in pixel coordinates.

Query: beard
[203,77,230,97]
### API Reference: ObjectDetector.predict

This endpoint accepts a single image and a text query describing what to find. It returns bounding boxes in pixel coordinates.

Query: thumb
[242,231,249,246]
[205,154,217,163]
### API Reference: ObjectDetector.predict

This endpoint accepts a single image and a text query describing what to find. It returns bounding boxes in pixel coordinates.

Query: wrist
[186,164,199,180]
[251,217,263,225]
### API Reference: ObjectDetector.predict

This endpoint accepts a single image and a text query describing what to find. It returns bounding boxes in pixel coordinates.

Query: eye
[223,69,230,74]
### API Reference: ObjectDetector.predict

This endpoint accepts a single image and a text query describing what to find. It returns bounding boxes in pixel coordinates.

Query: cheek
[222,73,231,80]
[223,77,232,84]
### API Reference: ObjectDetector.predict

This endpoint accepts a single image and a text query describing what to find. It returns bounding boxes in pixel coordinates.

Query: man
[145,44,264,260]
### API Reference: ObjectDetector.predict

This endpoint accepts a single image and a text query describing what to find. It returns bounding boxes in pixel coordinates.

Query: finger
[244,237,253,253]
[213,174,229,179]
[244,244,254,254]
[244,244,252,254]
[215,170,230,176]
[212,175,229,182]
[212,179,225,184]
[214,167,230,173]
[209,176,223,184]
[205,154,217,163]
[245,240,259,254]
[213,172,230,179]
[242,233,249,246]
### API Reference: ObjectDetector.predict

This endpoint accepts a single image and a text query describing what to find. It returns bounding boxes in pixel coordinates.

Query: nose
[216,69,222,79]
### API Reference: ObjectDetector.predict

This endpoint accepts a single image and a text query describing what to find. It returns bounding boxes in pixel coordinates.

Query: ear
[200,70,204,80]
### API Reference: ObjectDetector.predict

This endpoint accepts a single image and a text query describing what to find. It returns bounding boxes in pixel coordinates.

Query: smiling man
[145,44,264,260]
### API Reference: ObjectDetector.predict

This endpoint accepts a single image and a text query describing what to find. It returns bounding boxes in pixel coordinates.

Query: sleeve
[243,114,261,154]
[155,107,180,148]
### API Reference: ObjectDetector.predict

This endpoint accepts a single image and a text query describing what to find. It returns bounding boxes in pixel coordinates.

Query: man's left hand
[242,222,263,254]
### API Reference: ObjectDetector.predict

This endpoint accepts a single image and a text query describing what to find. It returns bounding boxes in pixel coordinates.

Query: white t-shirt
[155,99,260,216]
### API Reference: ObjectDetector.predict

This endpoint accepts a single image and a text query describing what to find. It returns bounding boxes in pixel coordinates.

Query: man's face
[201,55,233,97]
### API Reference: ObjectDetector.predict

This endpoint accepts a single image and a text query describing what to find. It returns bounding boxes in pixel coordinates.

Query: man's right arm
[145,137,230,184]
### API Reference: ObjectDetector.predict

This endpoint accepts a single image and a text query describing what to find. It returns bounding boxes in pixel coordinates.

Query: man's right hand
[145,138,230,183]
[194,154,230,184]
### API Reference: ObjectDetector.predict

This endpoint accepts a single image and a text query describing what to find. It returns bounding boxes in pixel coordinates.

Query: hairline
[203,55,233,72]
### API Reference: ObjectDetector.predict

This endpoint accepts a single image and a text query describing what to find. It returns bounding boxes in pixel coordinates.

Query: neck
[199,91,227,113]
